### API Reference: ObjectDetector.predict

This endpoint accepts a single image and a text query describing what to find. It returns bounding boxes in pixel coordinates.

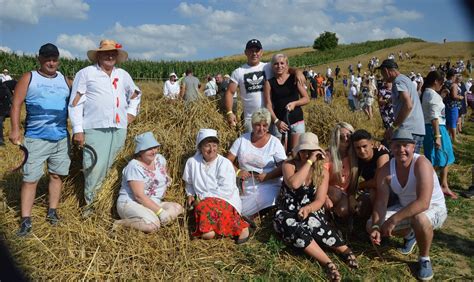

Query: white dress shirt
[69,64,141,133]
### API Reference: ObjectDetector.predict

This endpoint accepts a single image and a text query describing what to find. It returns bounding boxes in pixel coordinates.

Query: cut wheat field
[0,41,473,280]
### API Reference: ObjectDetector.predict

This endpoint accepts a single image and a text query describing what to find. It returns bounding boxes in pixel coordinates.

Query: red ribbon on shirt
[113,78,119,89]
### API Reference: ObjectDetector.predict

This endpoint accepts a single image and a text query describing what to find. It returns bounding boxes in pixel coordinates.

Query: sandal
[340,250,359,269]
[325,262,341,282]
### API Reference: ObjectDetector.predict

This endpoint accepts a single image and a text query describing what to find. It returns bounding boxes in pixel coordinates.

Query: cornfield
[0,38,423,80]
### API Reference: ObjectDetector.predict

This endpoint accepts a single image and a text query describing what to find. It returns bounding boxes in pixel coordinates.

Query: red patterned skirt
[192,197,249,237]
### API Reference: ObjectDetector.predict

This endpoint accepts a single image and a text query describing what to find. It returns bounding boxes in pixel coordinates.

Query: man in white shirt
[69,39,141,215]
[368,129,446,281]
[224,39,304,132]
[0,69,12,82]
[163,73,180,99]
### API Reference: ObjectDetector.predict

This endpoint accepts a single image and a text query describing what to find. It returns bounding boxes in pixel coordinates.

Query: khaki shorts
[23,137,70,182]
[367,203,447,231]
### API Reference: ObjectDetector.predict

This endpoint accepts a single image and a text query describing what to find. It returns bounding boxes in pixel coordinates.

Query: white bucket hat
[196,129,219,150]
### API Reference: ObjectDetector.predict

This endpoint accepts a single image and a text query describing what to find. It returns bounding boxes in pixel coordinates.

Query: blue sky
[0,0,472,61]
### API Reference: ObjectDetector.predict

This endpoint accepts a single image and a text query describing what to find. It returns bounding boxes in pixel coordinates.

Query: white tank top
[390,153,445,207]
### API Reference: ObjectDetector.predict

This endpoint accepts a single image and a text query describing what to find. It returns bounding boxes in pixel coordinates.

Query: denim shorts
[272,120,305,138]
[23,137,70,182]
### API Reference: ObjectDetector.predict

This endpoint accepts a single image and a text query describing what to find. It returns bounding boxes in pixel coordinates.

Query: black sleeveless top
[268,74,304,125]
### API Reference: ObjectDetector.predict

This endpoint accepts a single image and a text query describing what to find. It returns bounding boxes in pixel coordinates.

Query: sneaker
[17,218,32,237]
[398,234,417,255]
[46,209,60,225]
[417,259,434,280]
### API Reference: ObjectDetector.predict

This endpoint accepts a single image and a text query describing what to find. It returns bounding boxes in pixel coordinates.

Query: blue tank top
[25,71,70,141]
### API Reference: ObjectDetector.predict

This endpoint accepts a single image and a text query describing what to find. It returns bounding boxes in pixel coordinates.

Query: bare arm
[385,90,412,140]
[431,118,441,149]
[263,80,278,122]
[369,163,390,244]
[450,84,463,100]
[9,72,31,145]
[224,81,238,126]
[286,80,310,111]
[298,158,329,220]
[179,82,186,99]
[288,67,306,85]
[129,180,162,213]
[359,153,389,190]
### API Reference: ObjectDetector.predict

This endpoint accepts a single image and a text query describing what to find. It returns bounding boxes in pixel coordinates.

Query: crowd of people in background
[1,38,473,282]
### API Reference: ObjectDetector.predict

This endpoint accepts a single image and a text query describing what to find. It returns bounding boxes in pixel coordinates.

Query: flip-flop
[235,227,253,245]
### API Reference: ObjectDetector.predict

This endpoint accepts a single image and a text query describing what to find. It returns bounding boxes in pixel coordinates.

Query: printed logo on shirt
[244,71,265,94]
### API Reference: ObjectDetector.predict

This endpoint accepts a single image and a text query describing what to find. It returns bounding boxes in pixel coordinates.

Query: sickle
[371,238,385,262]
[81,144,98,172]
[11,144,29,172]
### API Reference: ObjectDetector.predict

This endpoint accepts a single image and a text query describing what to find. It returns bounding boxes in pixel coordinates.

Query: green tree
[313,31,338,51]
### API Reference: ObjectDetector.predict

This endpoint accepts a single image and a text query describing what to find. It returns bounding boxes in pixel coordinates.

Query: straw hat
[87,39,128,63]
[134,132,160,154]
[292,132,324,154]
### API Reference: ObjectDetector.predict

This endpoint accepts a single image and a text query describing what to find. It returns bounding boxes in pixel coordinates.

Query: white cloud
[0,0,89,27]
[56,34,97,55]
[0,46,13,53]
[334,0,392,14]
[58,48,74,59]
[385,5,423,21]
[176,2,212,17]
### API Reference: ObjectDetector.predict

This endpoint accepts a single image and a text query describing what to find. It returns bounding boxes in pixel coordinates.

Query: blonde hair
[328,122,358,194]
[271,53,289,66]
[289,153,324,188]
[251,108,271,125]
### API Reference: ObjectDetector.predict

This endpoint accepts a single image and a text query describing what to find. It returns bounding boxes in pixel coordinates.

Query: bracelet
[274,118,280,124]
[236,169,241,176]
[226,111,233,116]
[434,134,441,138]
[390,124,398,130]
[155,208,164,216]
[371,224,380,231]
[306,159,313,166]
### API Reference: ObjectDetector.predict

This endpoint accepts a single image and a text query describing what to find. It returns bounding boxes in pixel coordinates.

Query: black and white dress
[273,180,346,250]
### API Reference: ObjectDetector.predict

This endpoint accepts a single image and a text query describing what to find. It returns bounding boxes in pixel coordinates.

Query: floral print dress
[378,87,395,129]
[273,182,346,250]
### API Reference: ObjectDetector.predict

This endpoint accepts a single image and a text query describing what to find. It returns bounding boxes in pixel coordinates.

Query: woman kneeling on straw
[115,132,183,232]
[183,129,250,244]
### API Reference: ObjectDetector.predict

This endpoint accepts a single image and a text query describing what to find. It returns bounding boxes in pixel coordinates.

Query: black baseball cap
[245,39,262,50]
[376,59,398,70]
[39,43,59,57]
[446,68,459,77]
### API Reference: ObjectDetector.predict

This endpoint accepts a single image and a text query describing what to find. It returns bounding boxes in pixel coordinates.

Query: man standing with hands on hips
[69,39,141,217]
